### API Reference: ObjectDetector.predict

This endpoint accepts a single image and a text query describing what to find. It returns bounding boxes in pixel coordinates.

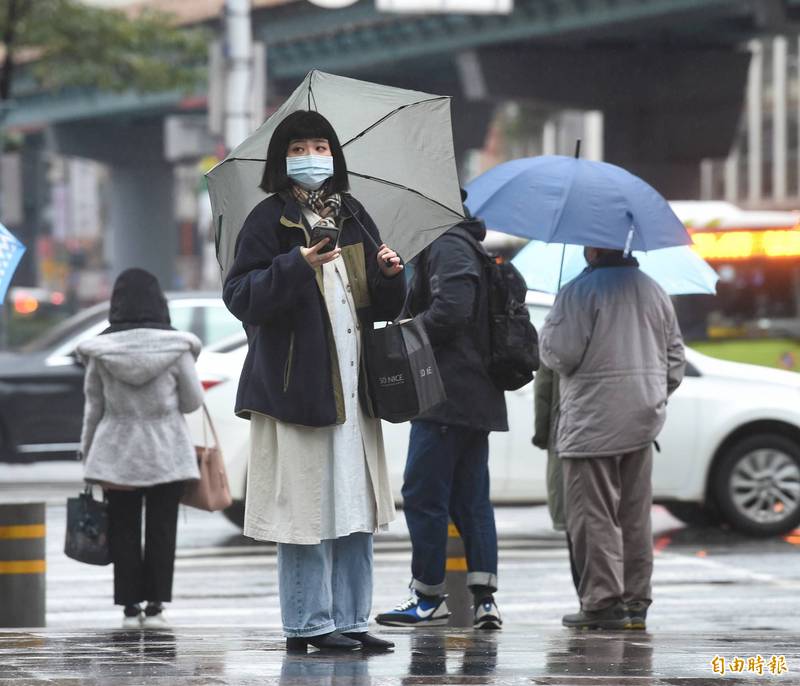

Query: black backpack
[417,225,540,391]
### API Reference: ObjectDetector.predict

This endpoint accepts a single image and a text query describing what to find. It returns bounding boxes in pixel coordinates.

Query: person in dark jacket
[223,110,405,653]
[376,202,507,630]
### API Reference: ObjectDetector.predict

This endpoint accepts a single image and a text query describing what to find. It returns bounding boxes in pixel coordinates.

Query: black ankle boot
[286,631,362,653]
[341,632,395,651]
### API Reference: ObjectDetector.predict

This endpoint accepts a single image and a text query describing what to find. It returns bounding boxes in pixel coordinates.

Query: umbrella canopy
[0,223,25,304]
[512,241,719,295]
[207,70,464,281]
[465,156,691,252]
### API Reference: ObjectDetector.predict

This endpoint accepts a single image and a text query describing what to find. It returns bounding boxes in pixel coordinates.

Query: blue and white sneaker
[474,596,502,630]
[375,591,451,627]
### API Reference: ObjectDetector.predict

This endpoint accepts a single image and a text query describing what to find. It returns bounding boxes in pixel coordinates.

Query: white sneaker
[121,613,142,629]
[474,597,503,630]
[376,591,451,626]
[142,612,170,629]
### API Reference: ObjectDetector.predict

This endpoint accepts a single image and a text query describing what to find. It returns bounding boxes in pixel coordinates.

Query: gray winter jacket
[77,329,204,488]
[539,265,685,459]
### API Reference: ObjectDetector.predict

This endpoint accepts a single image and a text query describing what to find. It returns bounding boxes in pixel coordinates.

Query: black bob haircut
[260,110,349,194]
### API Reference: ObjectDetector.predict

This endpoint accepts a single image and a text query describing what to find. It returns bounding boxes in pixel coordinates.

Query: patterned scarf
[292,184,342,221]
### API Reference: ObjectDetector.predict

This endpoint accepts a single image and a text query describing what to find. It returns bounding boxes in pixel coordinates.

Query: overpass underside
[257,0,769,198]
[8,0,794,284]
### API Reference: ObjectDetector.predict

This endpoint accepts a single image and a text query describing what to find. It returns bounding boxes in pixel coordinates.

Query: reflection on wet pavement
[0,628,795,685]
[3,500,800,684]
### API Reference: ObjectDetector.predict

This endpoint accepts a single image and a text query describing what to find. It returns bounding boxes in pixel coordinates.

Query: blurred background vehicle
[200,292,800,538]
[668,202,800,371]
[0,293,240,463]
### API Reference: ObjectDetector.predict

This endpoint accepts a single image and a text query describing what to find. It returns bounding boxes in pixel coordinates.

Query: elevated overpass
[8,0,797,286]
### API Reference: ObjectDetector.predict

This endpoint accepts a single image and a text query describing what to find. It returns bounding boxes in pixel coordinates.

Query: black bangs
[284,111,337,142]
[260,110,349,194]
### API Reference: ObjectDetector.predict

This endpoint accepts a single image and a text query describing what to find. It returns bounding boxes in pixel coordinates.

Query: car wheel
[713,434,800,537]
[222,500,245,529]
[663,502,719,527]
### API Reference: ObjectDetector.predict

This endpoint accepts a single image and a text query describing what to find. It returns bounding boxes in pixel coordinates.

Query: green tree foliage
[0,0,208,101]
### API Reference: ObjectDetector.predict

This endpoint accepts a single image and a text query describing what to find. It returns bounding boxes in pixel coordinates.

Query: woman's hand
[301,239,341,269]
[377,244,403,277]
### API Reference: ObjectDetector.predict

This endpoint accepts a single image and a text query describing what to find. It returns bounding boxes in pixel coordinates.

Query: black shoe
[123,604,142,618]
[144,602,163,617]
[122,605,142,629]
[286,631,362,653]
[342,632,395,651]
[562,602,629,630]
[625,601,649,630]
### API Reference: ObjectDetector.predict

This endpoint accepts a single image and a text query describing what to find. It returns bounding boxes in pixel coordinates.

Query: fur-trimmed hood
[77,329,201,387]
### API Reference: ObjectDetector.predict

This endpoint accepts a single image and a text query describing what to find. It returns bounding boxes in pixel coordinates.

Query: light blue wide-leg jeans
[277,532,373,638]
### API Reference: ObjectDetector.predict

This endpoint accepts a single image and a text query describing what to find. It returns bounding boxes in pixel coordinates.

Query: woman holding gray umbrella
[223,110,405,653]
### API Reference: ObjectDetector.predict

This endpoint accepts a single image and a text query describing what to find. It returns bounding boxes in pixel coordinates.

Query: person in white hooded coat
[77,268,204,629]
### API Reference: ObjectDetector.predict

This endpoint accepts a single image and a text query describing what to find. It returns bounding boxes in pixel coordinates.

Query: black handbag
[343,197,445,423]
[64,485,111,566]
[364,315,446,423]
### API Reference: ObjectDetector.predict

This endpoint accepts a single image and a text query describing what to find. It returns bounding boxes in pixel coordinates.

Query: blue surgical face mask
[285,155,334,190]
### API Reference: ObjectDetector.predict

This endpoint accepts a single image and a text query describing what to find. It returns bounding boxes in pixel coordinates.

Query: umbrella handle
[624,227,635,257]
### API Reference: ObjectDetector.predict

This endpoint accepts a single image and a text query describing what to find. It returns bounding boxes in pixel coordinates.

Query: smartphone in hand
[309,224,341,254]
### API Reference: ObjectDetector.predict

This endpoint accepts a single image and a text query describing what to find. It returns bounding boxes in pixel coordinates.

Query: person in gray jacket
[539,247,685,631]
[77,268,204,629]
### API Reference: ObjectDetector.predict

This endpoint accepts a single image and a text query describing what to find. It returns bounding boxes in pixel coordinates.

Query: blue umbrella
[0,223,25,304]
[465,156,691,252]
[512,241,719,295]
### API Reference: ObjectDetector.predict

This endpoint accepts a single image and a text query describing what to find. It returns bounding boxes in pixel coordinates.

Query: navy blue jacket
[409,219,508,432]
[223,191,406,427]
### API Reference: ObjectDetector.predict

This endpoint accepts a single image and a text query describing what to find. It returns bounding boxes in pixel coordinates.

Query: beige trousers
[562,447,653,611]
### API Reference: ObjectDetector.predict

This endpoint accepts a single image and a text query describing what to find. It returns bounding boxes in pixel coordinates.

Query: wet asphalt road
[1,464,800,684]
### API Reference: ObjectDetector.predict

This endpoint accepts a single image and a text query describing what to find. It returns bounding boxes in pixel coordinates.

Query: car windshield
[15,304,108,354]
[14,298,241,354]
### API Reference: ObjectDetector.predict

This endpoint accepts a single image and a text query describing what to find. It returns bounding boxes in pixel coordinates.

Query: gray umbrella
[207,70,465,282]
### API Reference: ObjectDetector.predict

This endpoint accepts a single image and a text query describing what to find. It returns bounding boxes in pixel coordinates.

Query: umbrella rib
[340,97,451,148]
[549,162,580,245]
[347,171,463,218]
[308,76,318,111]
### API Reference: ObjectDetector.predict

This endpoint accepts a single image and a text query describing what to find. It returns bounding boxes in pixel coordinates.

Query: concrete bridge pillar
[104,163,175,288]
[50,117,177,288]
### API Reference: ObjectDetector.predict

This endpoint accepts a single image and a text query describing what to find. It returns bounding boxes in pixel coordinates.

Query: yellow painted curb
[0,525,46,540]
[0,560,46,574]
[446,557,468,572]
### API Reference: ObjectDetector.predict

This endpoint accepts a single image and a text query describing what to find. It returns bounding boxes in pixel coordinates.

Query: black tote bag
[64,486,111,566]
[365,316,446,423]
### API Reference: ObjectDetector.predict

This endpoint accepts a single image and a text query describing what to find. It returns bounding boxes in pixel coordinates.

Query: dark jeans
[401,421,498,596]
[105,481,185,606]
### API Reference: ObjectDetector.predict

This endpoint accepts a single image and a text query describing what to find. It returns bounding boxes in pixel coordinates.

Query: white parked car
[194,293,800,537]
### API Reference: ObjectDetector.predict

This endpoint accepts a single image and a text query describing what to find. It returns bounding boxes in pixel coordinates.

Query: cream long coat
[243,238,395,545]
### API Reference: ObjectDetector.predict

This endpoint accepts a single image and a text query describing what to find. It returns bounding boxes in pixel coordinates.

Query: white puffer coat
[77,329,203,487]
